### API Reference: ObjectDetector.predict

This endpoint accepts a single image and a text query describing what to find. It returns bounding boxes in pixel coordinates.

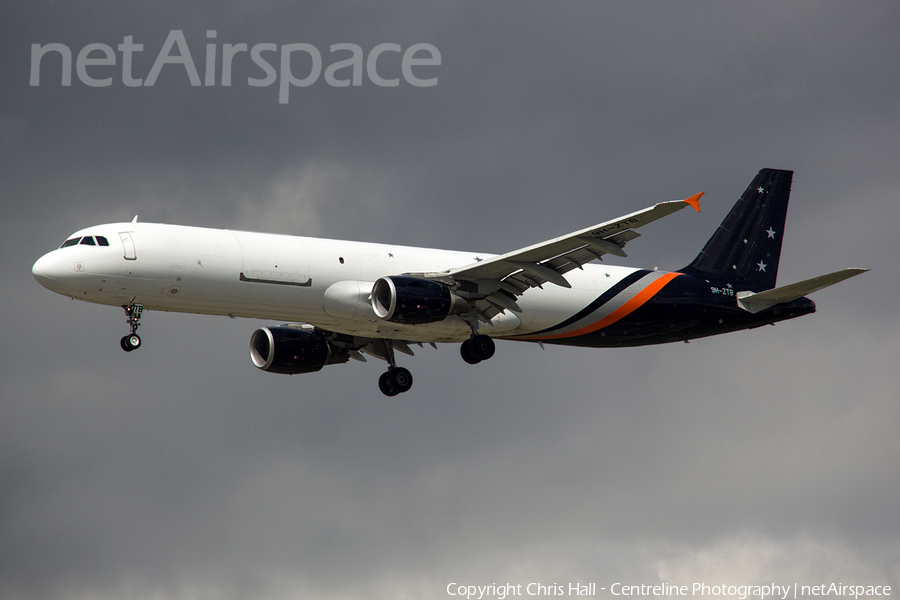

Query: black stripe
[514,269,650,337]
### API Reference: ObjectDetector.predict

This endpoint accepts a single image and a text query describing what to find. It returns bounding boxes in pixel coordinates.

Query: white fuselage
[32,221,647,343]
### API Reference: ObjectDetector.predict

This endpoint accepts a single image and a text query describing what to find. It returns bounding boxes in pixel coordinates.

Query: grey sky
[2,2,899,599]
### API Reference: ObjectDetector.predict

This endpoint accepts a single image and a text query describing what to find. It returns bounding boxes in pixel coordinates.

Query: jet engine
[371,276,471,325]
[249,327,348,375]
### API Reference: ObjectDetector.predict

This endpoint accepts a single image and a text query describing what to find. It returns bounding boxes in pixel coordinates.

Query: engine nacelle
[249,327,347,375]
[371,276,471,325]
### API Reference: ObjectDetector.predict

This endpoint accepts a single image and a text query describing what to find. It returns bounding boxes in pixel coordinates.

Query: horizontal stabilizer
[736,268,868,313]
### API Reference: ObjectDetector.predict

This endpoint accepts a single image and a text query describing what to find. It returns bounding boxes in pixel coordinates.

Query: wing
[422,193,702,322]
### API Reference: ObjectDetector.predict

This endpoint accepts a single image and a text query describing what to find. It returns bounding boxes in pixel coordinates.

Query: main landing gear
[378,367,413,397]
[460,334,495,365]
[378,340,414,397]
[376,334,495,396]
[120,304,143,352]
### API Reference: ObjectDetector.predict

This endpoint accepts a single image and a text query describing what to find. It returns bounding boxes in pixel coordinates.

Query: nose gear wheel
[121,333,142,352]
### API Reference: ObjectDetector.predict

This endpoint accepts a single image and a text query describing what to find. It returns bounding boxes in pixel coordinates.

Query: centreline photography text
[445,582,892,600]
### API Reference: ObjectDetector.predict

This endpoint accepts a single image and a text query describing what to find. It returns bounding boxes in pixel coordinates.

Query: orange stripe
[533,272,682,340]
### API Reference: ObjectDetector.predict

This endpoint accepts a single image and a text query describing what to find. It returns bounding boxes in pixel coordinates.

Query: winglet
[683,192,702,212]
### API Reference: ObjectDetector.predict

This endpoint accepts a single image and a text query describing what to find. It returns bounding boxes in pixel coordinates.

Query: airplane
[32,169,866,396]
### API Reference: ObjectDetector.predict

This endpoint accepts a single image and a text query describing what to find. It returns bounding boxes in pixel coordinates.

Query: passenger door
[119,232,137,260]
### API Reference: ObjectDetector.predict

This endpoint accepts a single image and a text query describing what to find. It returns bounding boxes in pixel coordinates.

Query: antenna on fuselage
[132,215,139,223]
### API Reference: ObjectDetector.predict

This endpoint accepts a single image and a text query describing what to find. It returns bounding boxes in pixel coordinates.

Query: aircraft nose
[32,252,60,290]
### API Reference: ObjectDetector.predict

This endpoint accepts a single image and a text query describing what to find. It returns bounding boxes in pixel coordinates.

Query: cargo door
[233,231,311,286]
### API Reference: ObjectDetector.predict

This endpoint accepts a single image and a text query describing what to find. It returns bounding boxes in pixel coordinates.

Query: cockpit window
[60,235,109,248]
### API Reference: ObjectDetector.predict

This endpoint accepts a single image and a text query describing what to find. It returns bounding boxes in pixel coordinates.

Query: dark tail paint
[680,168,793,290]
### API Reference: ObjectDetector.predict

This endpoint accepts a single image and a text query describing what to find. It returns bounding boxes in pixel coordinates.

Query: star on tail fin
[680,168,793,289]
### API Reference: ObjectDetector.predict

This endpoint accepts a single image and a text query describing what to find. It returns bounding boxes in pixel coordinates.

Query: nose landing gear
[120,304,144,352]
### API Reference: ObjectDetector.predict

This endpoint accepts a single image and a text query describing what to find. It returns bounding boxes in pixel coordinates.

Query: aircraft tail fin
[680,168,793,289]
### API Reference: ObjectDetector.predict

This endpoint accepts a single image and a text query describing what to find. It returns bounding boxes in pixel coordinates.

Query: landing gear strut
[378,340,414,396]
[120,304,144,352]
[460,334,495,365]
